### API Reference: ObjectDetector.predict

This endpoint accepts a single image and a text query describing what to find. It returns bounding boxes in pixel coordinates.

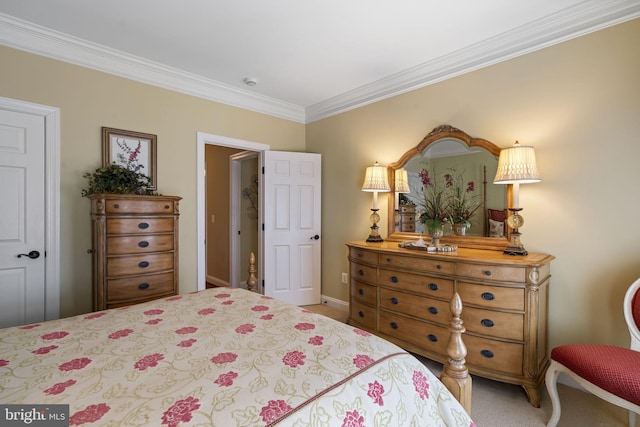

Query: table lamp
[362,162,391,242]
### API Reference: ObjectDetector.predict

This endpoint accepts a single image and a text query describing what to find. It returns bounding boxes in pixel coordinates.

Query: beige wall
[307,18,640,350]
[0,45,305,318]
[2,18,639,352]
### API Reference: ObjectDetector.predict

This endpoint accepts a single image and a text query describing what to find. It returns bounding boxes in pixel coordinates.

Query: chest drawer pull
[138,241,149,248]
[481,349,495,358]
[358,311,365,318]
[390,322,398,329]
[484,270,492,276]
[481,319,495,327]
[427,334,438,342]
[428,306,438,315]
[390,276,398,283]
[481,292,495,301]
[436,264,442,270]
[138,222,150,229]
[164,205,170,209]
[138,261,150,268]
[138,282,150,290]
[113,204,120,209]
[390,297,398,304]
[358,288,364,295]
[429,283,439,291]
[358,269,364,276]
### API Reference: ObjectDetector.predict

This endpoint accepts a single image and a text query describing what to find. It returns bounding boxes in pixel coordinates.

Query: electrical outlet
[341,272,348,284]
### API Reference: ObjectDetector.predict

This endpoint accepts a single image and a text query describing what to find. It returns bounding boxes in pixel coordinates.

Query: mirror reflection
[388,125,511,249]
[399,138,504,236]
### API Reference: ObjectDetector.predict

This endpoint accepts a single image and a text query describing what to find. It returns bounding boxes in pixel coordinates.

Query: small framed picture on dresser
[102,127,157,190]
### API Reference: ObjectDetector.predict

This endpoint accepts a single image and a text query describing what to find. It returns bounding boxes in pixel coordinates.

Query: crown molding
[306,0,640,123]
[2,1,639,124]
[0,13,306,123]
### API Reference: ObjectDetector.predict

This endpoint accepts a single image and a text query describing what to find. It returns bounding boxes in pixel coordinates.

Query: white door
[263,151,321,306]
[0,109,46,328]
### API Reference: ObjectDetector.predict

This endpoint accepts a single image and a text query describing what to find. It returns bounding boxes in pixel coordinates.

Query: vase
[453,223,467,236]
[428,227,444,245]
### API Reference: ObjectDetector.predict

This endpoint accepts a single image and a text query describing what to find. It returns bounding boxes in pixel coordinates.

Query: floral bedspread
[0,288,474,426]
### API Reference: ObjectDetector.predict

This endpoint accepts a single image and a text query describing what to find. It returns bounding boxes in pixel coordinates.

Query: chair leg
[545,361,562,427]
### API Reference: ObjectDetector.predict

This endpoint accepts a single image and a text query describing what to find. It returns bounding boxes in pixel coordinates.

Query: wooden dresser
[347,240,554,407]
[90,194,181,310]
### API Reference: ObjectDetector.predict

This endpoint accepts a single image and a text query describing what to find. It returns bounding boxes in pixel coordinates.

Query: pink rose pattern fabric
[0,287,474,426]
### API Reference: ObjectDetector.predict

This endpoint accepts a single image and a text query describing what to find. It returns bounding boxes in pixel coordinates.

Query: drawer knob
[386,257,392,262]
[481,350,495,358]
[138,241,149,248]
[484,270,492,276]
[138,283,150,290]
[390,322,398,329]
[358,311,364,318]
[428,306,438,315]
[390,276,398,283]
[427,334,438,342]
[164,205,170,209]
[429,283,439,291]
[358,288,364,295]
[481,319,495,327]
[390,297,398,304]
[138,261,150,268]
[113,204,119,209]
[436,264,442,270]
[138,222,150,229]
[481,292,495,301]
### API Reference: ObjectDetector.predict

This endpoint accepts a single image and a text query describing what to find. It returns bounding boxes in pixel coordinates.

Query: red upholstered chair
[545,278,640,427]
[487,208,507,237]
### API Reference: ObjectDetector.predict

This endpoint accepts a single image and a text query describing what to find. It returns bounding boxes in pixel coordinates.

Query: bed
[0,287,474,426]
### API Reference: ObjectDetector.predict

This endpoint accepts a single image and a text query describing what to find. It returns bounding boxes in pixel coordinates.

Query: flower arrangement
[412,167,482,232]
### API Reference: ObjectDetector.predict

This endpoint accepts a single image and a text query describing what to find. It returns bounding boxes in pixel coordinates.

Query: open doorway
[196,132,270,291]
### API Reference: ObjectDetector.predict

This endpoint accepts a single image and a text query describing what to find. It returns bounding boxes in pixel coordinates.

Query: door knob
[17,250,41,259]
[310,234,320,240]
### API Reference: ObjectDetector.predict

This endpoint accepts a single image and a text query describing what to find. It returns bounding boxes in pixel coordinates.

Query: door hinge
[262,223,264,231]
[262,166,264,174]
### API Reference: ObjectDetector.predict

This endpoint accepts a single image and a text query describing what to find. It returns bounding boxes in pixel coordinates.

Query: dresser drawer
[349,247,378,264]
[105,198,176,214]
[464,334,524,376]
[380,254,455,275]
[351,280,377,306]
[107,272,175,301]
[107,253,174,276]
[349,299,376,330]
[379,268,454,298]
[463,306,524,341]
[107,234,174,255]
[379,288,449,325]
[107,218,175,235]
[378,310,449,355]
[350,263,377,284]
[456,262,525,283]
[458,282,525,311]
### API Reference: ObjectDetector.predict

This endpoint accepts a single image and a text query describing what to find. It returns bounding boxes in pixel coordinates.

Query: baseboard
[206,275,231,288]
[320,294,349,313]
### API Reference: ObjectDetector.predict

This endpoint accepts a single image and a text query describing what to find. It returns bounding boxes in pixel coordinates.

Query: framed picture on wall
[102,127,157,190]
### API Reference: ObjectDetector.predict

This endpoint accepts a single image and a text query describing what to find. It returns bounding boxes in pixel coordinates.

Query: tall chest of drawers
[347,240,554,407]
[90,194,181,310]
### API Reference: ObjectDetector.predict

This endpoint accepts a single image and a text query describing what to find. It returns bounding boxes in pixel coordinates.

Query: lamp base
[366,208,384,242]
[503,230,528,256]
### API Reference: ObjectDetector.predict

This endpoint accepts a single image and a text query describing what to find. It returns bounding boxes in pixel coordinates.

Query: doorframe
[0,96,60,321]
[196,132,270,291]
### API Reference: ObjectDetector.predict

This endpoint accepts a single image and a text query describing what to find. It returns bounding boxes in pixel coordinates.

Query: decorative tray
[398,241,458,252]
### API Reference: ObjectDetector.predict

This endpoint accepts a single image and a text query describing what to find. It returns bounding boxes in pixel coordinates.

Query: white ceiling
[1,1,639,122]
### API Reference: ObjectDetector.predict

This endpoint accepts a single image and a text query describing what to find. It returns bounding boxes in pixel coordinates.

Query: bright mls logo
[1,405,69,426]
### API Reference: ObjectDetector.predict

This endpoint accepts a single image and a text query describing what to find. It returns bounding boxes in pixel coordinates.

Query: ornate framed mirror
[387,125,512,250]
